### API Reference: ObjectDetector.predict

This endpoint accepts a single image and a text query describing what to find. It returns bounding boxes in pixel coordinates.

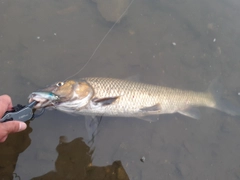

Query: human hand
[0,95,27,142]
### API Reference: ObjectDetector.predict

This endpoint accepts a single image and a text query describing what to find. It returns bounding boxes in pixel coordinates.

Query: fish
[28,77,240,122]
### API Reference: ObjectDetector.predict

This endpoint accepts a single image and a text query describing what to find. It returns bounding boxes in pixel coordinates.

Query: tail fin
[208,78,240,116]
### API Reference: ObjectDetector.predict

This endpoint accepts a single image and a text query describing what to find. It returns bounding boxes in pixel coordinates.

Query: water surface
[1,0,240,179]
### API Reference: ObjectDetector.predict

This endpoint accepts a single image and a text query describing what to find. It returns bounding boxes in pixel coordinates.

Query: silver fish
[28,77,240,121]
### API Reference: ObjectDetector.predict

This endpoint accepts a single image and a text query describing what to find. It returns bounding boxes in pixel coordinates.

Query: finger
[1,121,27,134]
[0,95,13,116]
[0,135,7,143]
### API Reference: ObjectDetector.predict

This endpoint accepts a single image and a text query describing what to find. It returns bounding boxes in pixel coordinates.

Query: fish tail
[208,78,240,116]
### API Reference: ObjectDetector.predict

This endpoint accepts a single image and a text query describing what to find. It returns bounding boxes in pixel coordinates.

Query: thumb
[1,121,27,134]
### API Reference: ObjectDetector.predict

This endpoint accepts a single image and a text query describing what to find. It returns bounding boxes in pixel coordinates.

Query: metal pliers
[0,101,45,123]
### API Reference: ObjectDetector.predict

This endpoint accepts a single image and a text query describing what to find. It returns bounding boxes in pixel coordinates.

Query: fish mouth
[28,92,59,109]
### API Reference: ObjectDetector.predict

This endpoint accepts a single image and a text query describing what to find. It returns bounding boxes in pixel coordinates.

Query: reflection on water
[1,0,240,179]
[32,137,129,180]
[0,122,32,179]
[0,130,129,180]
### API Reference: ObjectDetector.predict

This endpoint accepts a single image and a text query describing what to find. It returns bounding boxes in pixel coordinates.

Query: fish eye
[56,82,64,87]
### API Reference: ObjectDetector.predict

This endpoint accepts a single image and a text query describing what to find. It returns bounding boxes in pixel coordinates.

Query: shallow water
[1,0,240,179]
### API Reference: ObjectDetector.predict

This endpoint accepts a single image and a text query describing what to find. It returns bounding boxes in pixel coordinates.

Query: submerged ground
[1,0,240,179]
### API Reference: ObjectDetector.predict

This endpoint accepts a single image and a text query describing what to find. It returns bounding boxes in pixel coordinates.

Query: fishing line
[65,0,136,81]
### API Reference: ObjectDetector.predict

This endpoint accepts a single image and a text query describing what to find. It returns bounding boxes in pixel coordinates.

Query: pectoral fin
[178,107,200,119]
[92,97,119,106]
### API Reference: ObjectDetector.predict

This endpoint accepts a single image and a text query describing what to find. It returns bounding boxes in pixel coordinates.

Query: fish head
[29,80,94,111]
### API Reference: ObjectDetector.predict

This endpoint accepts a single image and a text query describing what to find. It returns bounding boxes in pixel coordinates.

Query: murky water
[1,0,240,179]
